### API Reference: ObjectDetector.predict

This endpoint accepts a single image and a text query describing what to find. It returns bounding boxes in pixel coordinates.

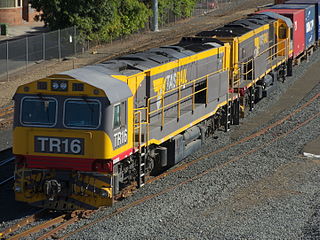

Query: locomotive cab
[13,68,133,210]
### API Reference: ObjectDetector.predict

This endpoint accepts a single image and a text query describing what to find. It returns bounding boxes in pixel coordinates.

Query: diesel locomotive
[12,11,294,210]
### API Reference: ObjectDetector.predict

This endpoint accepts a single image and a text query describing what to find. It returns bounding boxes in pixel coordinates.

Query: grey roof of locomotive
[61,38,223,104]
[62,65,132,104]
[197,12,292,38]
[256,12,293,28]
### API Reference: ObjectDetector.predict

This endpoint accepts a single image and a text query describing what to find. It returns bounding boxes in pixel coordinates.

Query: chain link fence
[0,26,89,81]
[158,0,243,27]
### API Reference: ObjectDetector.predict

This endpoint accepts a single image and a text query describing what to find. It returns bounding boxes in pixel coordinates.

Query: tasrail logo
[153,69,188,109]
[153,69,188,94]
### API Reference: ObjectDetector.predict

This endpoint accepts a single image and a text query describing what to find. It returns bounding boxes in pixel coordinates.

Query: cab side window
[113,104,121,129]
[279,25,287,39]
[113,102,126,129]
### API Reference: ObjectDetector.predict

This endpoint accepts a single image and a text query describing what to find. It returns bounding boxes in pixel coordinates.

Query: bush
[159,0,197,20]
[31,0,151,42]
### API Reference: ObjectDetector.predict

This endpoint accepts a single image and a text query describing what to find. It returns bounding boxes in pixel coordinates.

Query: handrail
[147,68,225,104]
[234,38,290,84]
[148,87,207,116]
[133,111,142,150]
[133,67,227,143]
[147,68,225,129]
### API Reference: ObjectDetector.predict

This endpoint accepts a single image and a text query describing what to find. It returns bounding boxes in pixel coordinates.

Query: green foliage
[158,0,197,21]
[31,0,151,42]
[30,0,197,42]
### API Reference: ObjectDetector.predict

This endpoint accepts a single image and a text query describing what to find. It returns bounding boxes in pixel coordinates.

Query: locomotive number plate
[34,136,84,155]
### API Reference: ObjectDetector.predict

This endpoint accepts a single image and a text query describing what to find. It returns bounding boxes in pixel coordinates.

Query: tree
[31,0,151,41]
[159,0,196,18]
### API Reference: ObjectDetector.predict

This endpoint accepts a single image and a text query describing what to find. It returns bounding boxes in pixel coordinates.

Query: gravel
[58,53,320,239]
[0,128,12,151]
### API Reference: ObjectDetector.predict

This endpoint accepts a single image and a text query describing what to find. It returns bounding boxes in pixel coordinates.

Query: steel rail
[0,156,15,167]
[1,209,94,240]
[36,210,95,240]
[0,104,14,119]
[7,214,67,240]
[0,148,14,186]
[0,104,14,114]
[0,209,48,238]
[0,175,14,185]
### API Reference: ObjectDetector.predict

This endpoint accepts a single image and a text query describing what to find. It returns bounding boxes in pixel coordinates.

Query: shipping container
[271,4,316,47]
[258,9,306,57]
[285,0,320,40]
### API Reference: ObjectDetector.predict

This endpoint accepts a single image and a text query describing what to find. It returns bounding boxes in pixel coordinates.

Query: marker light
[15,186,21,192]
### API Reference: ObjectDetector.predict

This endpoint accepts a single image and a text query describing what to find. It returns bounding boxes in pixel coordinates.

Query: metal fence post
[43,33,45,61]
[58,29,61,61]
[6,41,9,82]
[73,26,77,55]
[26,36,28,73]
[152,0,159,31]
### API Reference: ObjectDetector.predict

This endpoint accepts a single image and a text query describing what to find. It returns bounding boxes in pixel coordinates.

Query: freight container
[271,4,316,48]
[285,0,320,40]
[258,9,306,57]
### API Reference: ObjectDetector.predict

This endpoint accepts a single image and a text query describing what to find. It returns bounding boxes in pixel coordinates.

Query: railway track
[0,104,14,128]
[59,93,320,239]
[0,104,13,118]
[0,148,14,166]
[0,148,14,186]
[0,209,95,240]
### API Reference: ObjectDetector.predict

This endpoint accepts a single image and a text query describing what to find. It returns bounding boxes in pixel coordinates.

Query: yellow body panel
[13,127,130,159]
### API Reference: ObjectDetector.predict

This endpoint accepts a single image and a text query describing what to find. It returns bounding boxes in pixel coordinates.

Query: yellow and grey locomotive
[12,12,293,210]
[13,37,235,210]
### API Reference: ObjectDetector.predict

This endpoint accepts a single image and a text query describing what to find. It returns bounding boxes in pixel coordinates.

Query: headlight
[51,80,68,91]
[15,185,22,192]
[101,189,110,198]
[60,82,67,90]
[101,191,108,198]
[52,82,59,90]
